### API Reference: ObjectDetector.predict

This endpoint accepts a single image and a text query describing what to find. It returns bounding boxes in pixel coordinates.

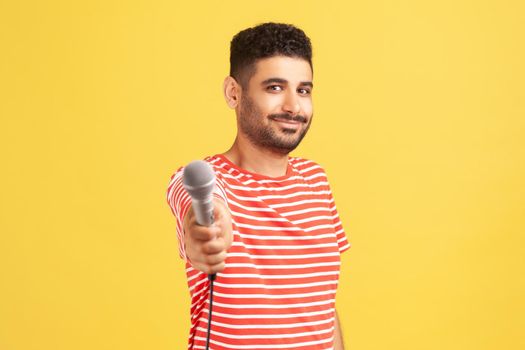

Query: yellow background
[1,1,524,349]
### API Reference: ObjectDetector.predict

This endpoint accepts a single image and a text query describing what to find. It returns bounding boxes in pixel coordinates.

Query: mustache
[268,114,308,124]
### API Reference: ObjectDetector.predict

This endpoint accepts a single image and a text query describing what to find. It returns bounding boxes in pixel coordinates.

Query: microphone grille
[182,160,215,200]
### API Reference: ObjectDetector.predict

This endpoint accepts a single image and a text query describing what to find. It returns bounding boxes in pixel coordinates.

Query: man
[167,22,350,350]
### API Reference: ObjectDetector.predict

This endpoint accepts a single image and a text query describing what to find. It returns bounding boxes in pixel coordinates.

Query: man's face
[237,55,313,155]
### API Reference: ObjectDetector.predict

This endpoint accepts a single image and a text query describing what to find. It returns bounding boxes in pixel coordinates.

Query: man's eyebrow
[261,78,313,88]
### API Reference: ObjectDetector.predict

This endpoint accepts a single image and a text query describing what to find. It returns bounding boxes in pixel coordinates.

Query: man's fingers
[204,250,227,265]
[186,245,226,265]
[192,261,226,275]
[190,225,220,241]
[201,237,226,254]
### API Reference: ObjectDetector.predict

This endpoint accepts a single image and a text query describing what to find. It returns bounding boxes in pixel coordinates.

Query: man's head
[224,22,314,155]
[229,22,313,90]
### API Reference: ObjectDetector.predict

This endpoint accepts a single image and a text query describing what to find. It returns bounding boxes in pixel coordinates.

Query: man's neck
[222,135,290,178]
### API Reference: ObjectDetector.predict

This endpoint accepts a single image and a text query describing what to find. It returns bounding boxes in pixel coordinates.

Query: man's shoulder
[289,156,327,175]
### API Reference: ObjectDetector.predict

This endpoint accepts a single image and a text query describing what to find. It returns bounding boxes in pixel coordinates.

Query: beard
[238,94,312,155]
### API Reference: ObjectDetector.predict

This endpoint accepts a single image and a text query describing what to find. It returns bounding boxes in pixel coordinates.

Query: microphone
[182,160,217,278]
[182,160,216,227]
[182,160,217,350]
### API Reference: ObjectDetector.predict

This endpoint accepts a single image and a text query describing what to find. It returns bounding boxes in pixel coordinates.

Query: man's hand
[182,198,233,274]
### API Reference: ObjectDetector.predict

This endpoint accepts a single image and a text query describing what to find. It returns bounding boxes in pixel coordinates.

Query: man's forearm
[334,309,345,350]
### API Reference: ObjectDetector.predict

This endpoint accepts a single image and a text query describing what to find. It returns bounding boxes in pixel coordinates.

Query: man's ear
[223,76,241,109]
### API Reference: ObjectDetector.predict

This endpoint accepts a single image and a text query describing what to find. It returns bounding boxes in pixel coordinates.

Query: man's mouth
[269,115,307,127]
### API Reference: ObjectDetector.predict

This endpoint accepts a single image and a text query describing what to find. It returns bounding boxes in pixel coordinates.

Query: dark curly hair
[229,22,313,89]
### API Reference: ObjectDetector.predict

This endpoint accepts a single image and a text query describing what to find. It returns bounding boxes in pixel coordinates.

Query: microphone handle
[192,197,214,227]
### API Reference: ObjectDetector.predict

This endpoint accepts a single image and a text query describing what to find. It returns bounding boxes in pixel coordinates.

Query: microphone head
[182,160,216,201]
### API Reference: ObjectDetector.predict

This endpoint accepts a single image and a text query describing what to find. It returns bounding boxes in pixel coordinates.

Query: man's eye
[267,85,283,91]
[298,88,311,95]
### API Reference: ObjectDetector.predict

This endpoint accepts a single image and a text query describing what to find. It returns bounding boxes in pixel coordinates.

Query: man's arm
[334,309,345,350]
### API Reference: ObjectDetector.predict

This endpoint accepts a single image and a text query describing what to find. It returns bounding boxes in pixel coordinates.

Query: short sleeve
[166,164,228,260]
[330,199,351,253]
[324,173,351,254]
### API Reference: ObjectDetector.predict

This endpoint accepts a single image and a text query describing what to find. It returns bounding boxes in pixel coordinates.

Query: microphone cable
[205,273,216,350]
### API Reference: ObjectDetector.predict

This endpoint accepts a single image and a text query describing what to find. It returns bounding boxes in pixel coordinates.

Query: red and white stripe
[166,154,350,350]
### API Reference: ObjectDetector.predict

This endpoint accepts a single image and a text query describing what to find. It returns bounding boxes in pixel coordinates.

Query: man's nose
[282,90,301,115]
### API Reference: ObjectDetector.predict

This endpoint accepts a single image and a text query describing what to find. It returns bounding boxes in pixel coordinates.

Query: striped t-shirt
[166,154,350,350]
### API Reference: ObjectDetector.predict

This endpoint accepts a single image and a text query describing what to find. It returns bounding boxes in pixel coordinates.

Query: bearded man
[167,22,350,350]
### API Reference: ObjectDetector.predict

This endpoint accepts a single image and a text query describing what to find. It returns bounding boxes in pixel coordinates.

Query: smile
[269,116,305,128]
